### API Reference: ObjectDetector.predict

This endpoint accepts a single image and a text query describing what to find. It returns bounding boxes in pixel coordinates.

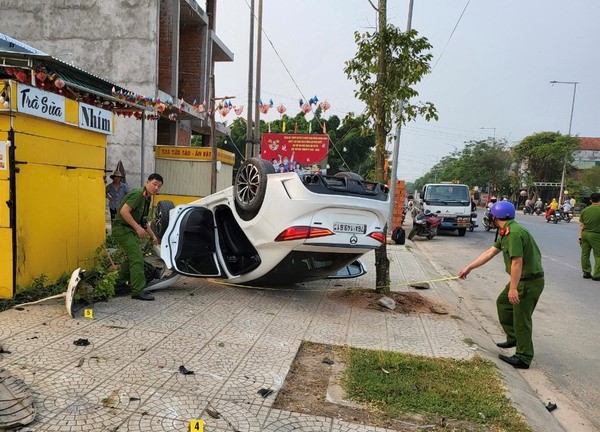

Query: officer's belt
[520,272,544,281]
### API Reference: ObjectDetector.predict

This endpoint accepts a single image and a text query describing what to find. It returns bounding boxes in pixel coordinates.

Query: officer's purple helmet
[490,201,515,220]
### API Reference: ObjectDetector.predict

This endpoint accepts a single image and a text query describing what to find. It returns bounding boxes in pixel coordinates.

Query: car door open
[164,206,222,277]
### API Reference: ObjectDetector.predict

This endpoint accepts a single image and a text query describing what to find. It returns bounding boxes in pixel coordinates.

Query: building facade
[1,0,233,187]
[573,137,600,170]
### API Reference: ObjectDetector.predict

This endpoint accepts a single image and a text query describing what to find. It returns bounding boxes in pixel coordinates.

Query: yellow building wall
[0,122,11,298]
[155,146,235,199]
[12,114,106,291]
[0,80,109,297]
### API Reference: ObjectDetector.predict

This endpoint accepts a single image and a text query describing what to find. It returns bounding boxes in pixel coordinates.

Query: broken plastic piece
[178,365,194,375]
[73,338,90,346]
[257,388,273,398]
[322,357,334,365]
[545,402,557,412]
[206,407,220,419]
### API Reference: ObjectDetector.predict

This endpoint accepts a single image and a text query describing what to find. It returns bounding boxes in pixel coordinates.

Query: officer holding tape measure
[458,201,544,369]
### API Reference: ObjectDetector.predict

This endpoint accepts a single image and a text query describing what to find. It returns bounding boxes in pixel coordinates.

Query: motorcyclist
[470,196,478,229]
[534,198,543,210]
[546,198,558,219]
[487,196,498,210]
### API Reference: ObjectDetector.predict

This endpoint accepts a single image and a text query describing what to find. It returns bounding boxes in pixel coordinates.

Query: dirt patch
[328,288,448,315]
[274,342,475,431]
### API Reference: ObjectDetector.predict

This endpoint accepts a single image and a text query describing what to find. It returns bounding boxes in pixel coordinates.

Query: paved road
[411,210,599,431]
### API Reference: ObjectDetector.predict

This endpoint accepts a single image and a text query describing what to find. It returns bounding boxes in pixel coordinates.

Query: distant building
[573,137,600,170]
[0,0,233,186]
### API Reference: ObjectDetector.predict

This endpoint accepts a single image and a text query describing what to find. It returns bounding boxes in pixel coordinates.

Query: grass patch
[341,347,531,431]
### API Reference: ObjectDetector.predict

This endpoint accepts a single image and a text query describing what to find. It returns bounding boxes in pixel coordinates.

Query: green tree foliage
[512,132,579,185]
[580,166,600,194]
[414,140,513,195]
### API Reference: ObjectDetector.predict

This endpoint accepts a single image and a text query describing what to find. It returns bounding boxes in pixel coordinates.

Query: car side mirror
[419,192,424,199]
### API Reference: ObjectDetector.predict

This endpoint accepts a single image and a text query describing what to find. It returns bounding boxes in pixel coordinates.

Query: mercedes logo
[350,235,358,245]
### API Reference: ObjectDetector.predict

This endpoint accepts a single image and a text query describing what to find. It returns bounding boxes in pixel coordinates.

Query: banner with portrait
[261,133,329,175]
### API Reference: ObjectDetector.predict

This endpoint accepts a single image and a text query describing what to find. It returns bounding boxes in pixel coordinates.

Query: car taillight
[275,226,334,242]
[367,231,384,243]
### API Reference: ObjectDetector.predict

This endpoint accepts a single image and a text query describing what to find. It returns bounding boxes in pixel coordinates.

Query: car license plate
[333,222,366,234]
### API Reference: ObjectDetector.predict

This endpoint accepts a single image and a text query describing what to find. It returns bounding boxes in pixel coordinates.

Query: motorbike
[482,210,495,231]
[523,205,533,215]
[558,209,573,223]
[534,206,543,216]
[545,209,560,224]
[408,211,442,240]
[469,211,478,232]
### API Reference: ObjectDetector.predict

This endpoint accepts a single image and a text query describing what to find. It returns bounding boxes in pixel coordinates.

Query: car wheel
[151,200,174,240]
[458,228,466,236]
[334,171,364,181]
[408,227,418,240]
[234,157,275,220]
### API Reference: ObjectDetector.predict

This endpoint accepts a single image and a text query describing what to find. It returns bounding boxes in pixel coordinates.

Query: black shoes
[498,354,529,369]
[583,272,592,279]
[496,341,517,349]
[131,291,155,301]
[593,277,600,282]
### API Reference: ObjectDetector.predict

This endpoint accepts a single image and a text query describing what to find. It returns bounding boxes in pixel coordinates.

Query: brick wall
[390,180,406,228]
[158,0,174,94]
[179,25,202,102]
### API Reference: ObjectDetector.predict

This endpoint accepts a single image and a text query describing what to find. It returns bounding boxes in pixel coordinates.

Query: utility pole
[209,77,235,193]
[387,0,414,229]
[245,0,255,158]
[252,0,264,157]
[550,80,579,205]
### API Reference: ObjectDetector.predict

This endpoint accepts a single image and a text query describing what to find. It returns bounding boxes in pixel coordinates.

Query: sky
[214,0,600,182]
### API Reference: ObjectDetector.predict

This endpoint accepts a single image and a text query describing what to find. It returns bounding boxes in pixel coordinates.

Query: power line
[430,0,471,72]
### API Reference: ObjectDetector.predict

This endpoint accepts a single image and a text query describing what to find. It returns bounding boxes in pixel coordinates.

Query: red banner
[261,133,329,174]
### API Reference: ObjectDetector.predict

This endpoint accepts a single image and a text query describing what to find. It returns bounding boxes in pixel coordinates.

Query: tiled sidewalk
[0,245,472,431]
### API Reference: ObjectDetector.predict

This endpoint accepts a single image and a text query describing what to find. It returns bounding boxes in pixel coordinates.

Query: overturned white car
[153,158,390,286]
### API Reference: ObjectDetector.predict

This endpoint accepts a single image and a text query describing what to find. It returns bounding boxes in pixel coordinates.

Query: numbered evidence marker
[84,309,94,319]
[189,419,204,431]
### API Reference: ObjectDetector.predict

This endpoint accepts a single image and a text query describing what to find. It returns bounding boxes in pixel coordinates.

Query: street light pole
[550,80,579,205]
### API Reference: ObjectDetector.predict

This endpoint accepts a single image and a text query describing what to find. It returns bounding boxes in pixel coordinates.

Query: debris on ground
[257,388,274,398]
[73,338,90,346]
[545,402,557,412]
[178,365,194,375]
[377,296,396,310]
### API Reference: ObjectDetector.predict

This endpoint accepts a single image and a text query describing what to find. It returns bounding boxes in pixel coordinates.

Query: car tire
[334,171,364,181]
[151,200,174,240]
[458,228,466,236]
[234,157,275,220]
[408,227,418,240]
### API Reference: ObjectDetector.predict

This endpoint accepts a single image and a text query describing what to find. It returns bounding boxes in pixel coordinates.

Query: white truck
[415,182,472,236]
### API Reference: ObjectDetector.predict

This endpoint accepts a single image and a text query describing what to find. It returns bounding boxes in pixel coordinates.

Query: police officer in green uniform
[113,173,163,301]
[458,201,544,369]
[579,192,600,280]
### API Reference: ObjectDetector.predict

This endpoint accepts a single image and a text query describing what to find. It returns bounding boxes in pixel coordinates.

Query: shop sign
[0,141,7,171]
[17,83,65,123]
[79,102,113,135]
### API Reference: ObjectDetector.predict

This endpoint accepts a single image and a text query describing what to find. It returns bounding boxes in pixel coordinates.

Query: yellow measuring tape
[206,275,460,292]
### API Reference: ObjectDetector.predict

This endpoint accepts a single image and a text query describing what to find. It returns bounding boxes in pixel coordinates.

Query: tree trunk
[374,0,390,294]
